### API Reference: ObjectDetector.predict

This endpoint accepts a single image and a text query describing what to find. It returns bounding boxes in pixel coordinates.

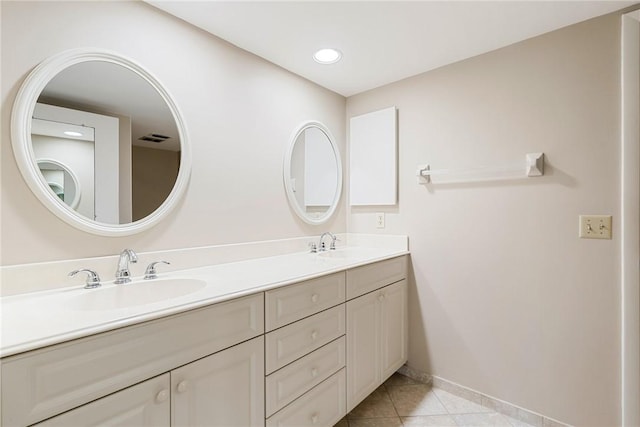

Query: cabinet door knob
[378,293,385,302]
[177,381,188,393]
[311,367,318,377]
[311,330,318,340]
[311,413,319,424]
[311,293,319,303]
[155,389,168,403]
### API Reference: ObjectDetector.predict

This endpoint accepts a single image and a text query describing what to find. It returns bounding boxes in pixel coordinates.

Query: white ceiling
[149,1,635,97]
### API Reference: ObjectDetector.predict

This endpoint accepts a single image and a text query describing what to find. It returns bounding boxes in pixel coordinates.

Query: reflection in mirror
[11,49,191,236]
[284,122,342,224]
[32,60,180,224]
[37,159,81,211]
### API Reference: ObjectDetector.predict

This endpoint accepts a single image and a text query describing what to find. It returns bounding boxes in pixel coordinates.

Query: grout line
[430,385,452,416]
[383,381,404,421]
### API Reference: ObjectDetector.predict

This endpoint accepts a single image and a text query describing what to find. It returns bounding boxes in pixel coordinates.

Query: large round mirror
[11,49,190,236]
[284,121,342,224]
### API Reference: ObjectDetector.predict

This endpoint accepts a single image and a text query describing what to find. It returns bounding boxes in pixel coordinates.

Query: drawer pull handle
[311,330,318,340]
[311,367,318,377]
[311,413,319,424]
[155,390,168,403]
[311,293,319,303]
[177,381,188,393]
[378,293,385,302]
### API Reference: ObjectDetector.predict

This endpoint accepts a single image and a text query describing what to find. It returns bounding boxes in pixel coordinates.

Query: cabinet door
[172,336,264,427]
[346,290,380,412]
[33,374,170,427]
[380,279,408,380]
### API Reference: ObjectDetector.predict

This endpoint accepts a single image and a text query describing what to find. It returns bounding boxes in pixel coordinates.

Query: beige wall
[131,146,180,222]
[346,13,621,427]
[0,1,346,265]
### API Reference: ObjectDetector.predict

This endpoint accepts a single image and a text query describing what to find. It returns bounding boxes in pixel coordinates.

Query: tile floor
[334,373,533,427]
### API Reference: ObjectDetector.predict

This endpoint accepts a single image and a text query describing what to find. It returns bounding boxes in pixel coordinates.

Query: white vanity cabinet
[1,254,409,427]
[264,272,347,427]
[32,337,264,427]
[346,257,408,412]
[1,293,264,427]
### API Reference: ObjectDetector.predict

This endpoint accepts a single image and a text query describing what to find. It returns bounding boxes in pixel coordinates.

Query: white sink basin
[68,278,207,311]
[317,247,380,259]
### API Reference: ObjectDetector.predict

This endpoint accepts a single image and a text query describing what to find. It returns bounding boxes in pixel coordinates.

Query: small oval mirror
[283,121,342,224]
[11,49,191,236]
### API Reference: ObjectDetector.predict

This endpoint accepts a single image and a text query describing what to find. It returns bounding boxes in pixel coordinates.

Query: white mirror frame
[11,48,191,236]
[283,121,342,225]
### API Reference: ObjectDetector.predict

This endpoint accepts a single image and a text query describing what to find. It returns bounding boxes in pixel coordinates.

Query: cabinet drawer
[266,368,346,427]
[265,305,345,374]
[1,293,264,427]
[266,336,345,417]
[32,374,170,427]
[346,256,407,300]
[266,272,345,331]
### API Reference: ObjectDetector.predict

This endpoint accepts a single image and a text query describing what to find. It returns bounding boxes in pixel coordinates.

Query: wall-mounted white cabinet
[349,106,397,206]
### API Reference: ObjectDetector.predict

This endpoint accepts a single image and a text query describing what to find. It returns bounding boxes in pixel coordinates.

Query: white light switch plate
[579,215,612,239]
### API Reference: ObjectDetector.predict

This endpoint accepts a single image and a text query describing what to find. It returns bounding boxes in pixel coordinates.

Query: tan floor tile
[348,417,403,427]
[348,386,397,419]
[452,412,515,426]
[333,416,349,427]
[387,384,447,417]
[401,415,458,426]
[384,372,421,387]
[432,388,491,415]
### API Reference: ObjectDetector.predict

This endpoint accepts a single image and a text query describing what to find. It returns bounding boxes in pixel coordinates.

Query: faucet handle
[69,269,102,289]
[308,242,318,253]
[329,235,340,250]
[144,261,170,280]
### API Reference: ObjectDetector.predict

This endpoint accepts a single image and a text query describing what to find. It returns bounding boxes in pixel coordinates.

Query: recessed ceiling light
[313,48,342,65]
[63,131,83,137]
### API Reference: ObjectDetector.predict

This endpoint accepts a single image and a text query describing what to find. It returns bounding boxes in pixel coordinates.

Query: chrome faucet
[69,268,102,289]
[144,261,170,280]
[318,232,338,251]
[114,249,138,284]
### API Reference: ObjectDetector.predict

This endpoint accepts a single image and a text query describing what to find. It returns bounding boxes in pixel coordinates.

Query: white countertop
[0,247,408,358]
